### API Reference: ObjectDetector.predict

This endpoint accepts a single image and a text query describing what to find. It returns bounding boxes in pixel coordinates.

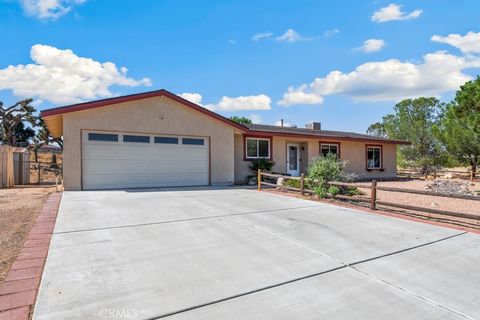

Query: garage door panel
[180,150,208,160]
[180,161,209,172]
[150,161,180,171]
[84,145,119,160]
[84,160,121,174]
[83,175,122,189]
[82,131,209,190]
[180,173,209,185]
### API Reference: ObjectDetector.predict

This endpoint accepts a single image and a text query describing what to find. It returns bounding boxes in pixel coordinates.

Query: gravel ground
[352,179,480,227]
[0,186,55,284]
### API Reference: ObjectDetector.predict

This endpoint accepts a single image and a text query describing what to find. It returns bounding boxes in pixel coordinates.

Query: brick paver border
[0,192,62,320]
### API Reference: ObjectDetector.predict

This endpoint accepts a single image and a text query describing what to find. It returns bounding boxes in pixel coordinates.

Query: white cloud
[432,31,480,54]
[278,85,324,106]
[178,92,203,105]
[278,51,480,106]
[0,44,152,104]
[357,39,386,53]
[324,28,340,38]
[372,3,422,23]
[228,40,237,45]
[276,29,313,43]
[216,95,271,111]
[252,32,273,41]
[19,0,86,20]
[178,93,271,111]
[249,114,262,124]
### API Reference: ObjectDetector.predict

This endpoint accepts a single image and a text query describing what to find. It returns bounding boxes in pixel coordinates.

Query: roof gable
[41,89,248,136]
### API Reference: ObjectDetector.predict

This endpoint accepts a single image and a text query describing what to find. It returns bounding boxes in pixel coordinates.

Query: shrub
[345,187,364,196]
[307,153,346,187]
[327,185,340,197]
[249,159,275,174]
[314,186,328,198]
[305,154,363,198]
[283,178,301,189]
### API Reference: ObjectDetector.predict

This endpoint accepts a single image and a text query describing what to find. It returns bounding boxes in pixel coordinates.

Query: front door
[287,144,300,176]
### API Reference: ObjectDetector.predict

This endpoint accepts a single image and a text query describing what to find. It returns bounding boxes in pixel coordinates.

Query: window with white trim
[367,146,382,169]
[320,143,339,158]
[246,138,270,159]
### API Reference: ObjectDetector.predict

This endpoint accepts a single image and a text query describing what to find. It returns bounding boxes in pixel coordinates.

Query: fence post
[370,180,377,210]
[300,173,305,196]
[257,169,262,191]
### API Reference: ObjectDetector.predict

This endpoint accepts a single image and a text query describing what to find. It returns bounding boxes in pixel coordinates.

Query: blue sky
[1,0,479,132]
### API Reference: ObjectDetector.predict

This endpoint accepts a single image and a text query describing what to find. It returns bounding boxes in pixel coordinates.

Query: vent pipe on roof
[280,119,284,127]
[306,122,321,130]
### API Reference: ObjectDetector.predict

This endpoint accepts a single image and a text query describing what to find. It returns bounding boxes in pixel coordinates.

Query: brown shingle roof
[244,124,409,144]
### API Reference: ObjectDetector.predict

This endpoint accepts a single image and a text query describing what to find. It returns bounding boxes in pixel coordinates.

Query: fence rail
[258,170,480,224]
[398,168,476,181]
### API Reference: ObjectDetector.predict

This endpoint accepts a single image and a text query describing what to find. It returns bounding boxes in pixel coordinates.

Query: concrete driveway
[34,187,480,320]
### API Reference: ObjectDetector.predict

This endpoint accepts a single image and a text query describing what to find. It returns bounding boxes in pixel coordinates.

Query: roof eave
[245,130,410,145]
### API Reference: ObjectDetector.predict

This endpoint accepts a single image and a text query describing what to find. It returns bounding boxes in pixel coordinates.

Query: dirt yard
[0,186,55,284]
[350,179,480,229]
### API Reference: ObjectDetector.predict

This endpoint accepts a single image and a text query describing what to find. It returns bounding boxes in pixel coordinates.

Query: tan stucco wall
[62,96,236,190]
[234,135,397,182]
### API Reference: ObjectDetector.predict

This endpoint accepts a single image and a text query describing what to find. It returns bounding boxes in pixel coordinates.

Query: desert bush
[327,185,340,197]
[306,154,361,197]
[283,178,301,188]
[307,153,346,187]
[345,187,364,196]
[314,186,328,198]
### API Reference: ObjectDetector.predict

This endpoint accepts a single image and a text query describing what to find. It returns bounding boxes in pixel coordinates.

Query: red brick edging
[0,192,62,320]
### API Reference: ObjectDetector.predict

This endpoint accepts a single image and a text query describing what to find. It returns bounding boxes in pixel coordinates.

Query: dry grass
[0,186,55,284]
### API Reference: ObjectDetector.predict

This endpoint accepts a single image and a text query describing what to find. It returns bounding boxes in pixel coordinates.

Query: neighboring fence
[13,152,30,185]
[258,170,480,225]
[29,161,63,185]
[0,145,14,188]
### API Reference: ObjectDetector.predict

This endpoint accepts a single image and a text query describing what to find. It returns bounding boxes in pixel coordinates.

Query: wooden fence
[398,168,475,181]
[258,170,480,224]
[0,145,14,188]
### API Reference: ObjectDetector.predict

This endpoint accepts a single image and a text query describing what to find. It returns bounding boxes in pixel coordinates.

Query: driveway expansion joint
[148,216,469,320]
[52,204,324,235]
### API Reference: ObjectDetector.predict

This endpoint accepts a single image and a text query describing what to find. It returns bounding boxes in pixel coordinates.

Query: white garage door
[82,131,209,190]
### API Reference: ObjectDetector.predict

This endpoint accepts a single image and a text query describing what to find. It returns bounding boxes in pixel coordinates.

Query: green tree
[229,116,252,124]
[366,117,392,138]
[376,97,444,172]
[435,77,480,176]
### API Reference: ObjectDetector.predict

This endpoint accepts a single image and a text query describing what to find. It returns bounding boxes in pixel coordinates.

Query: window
[367,146,382,169]
[320,143,339,158]
[88,133,118,142]
[155,137,178,144]
[246,138,270,159]
[123,135,150,143]
[182,138,204,145]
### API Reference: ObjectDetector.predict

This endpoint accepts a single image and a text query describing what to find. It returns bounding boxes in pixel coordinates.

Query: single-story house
[41,89,409,191]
